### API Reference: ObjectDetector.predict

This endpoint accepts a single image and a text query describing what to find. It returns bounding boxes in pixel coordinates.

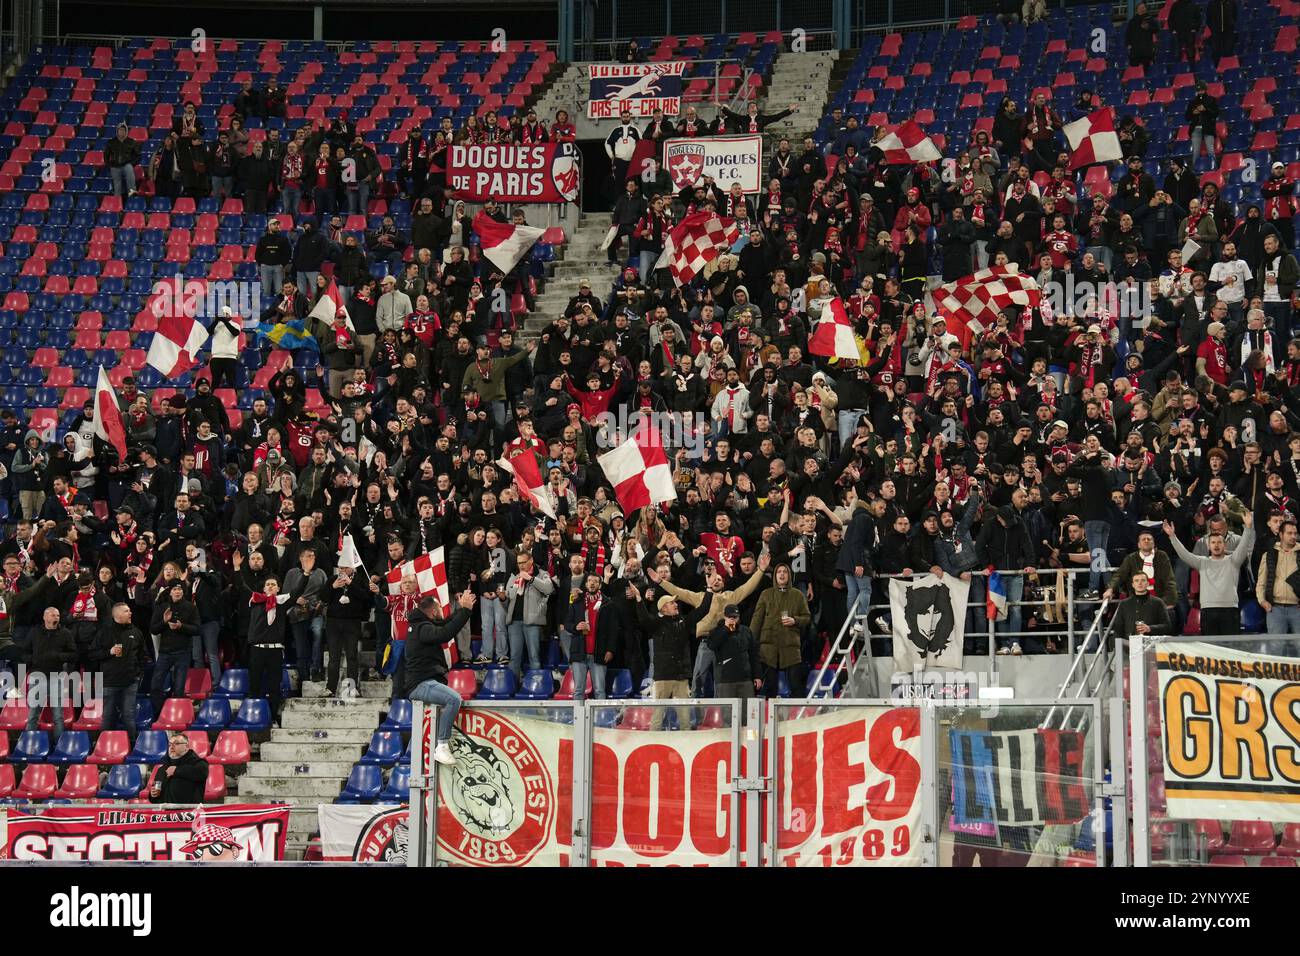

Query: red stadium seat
[54,764,101,800]
[13,764,58,801]
[209,730,251,765]
[71,697,103,731]
[204,765,227,801]
[1195,818,1226,852]
[447,668,478,700]
[185,668,213,700]
[153,697,195,731]
[186,730,211,759]
[1224,820,1277,855]
[0,765,12,798]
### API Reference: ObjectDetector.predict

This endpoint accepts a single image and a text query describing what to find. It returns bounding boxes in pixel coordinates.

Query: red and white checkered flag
[934,265,1042,346]
[386,546,452,617]
[655,211,740,286]
[874,120,942,165]
[1064,107,1123,170]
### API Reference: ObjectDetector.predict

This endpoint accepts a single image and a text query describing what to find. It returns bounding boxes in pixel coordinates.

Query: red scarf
[583,593,601,655]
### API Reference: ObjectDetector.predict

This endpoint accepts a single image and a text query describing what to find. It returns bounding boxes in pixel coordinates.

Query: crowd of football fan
[3,46,1300,736]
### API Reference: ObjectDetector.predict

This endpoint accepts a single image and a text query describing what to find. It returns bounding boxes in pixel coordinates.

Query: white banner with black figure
[889,573,969,671]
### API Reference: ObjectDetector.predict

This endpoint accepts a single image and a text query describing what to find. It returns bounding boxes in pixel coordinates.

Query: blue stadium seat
[337,763,383,803]
[125,730,168,764]
[211,668,249,699]
[190,697,232,731]
[47,731,91,765]
[10,730,49,762]
[380,699,412,732]
[608,669,634,699]
[96,764,143,799]
[359,731,403,766]
[380,765,411,802]
[478,666,518,700]
[229,698,271,732]
[515,669,555,700]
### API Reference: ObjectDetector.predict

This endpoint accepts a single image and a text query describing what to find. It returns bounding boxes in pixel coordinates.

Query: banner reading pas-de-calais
[447,142,580,204]
[771,708,924,867]
[588,62,684,119]
[662,134,763,195]
[1157,642,1300,822]
[890,573,970,671]
[949,729,1090,827]
[1,805,289,861]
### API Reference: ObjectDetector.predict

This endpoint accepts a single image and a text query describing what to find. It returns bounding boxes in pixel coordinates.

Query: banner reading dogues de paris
[588,62,684,119]
[1157,641,1300,822]
[447,142,580,204]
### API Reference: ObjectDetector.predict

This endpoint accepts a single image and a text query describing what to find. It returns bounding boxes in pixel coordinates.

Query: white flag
[890,574,969,671]
[338,533,364,570]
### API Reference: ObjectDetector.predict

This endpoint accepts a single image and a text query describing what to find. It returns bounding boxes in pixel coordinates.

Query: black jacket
[1110,593,1172,640]
[403,606,471,692]
[92,619,147,687]
[705,623,761,684]
[150,595,200,654]
[30,625,77,673]
[150,749,209,804]
[635,602,695,682]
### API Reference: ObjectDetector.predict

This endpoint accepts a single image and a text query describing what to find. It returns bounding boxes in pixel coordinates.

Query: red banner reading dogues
[448,142,581,204]
[385,706,923,867]
[1,805,290,861]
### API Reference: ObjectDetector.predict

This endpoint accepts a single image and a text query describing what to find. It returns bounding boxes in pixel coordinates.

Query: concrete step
[267,727,376,745]
[237,776,349,798]
[257,741,370,762]
[243,760,364,778]
[278,701,387,730]
[300,679,391,699]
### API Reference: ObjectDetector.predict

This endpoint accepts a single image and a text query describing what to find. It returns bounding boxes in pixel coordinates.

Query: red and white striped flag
[807,297,862,362]
[874,120,942,165]
[386,546,452,617]
[498,451,557,521]
[1064,108,1123,170]
[307,277,356,333]
[596,425,678,513]
[93,365,128,461]
[934,265,1042,346]
[655,210,739,286]
[473,211,544,274]
[146,311,209,378]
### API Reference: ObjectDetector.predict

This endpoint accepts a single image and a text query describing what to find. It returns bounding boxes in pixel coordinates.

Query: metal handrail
[1043,598,1122,730]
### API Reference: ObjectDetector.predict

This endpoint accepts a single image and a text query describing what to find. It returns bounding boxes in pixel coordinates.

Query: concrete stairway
[232,678,394,856]
[521,212,613,337]
[761,49,840,147]
[529,62,608,140]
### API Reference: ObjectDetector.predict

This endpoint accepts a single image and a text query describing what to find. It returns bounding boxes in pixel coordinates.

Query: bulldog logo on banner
[665,141,707,190]
[436,710,558,866]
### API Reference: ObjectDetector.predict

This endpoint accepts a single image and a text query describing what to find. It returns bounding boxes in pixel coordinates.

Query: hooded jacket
[403,605,471,691]
[749,566,811,670]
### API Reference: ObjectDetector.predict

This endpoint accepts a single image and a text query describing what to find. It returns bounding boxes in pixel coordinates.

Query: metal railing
[808,566,1109,702]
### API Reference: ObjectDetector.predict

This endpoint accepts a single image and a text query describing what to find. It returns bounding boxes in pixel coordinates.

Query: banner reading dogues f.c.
[588,63,684,119]
[1157,641,1300,822]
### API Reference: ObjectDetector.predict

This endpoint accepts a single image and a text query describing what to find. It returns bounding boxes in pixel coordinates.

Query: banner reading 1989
[1157,641,1300,822]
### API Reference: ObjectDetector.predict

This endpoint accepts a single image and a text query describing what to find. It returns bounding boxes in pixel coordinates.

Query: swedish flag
[254,317,320,355]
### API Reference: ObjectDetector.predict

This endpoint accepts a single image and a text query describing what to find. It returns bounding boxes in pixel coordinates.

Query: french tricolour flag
[986,566,1008,622]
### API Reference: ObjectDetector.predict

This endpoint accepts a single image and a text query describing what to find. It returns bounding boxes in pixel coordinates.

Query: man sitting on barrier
[405,589,477,768]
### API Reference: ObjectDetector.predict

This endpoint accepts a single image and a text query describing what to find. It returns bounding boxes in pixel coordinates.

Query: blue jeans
[296,271,319,296]
[1189,129,1217,166]
[480,598,507,659]
[837,409,865,452]
[409,679,462,745]
[845,573,872,620]
[638,249,659,279]
[1084,520,1111,592]
[151,648,190,712]
[292,616,325,678]
[995,574,1025,649]
[312,187,334,216]
[110,164,136,196]
[211,174,233,200]
[194,620,222,682]
[507,622,541,678]
[691,643,714,695]
[346,183,370,214]
[259,264,284,298]
[102,682,139,735]
[280,185,302,216]
[1267,606,1300,656]
[568,650,607,702]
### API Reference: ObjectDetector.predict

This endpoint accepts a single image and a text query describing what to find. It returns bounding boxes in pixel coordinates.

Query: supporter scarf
[521,123,546,145]
[282,152,303,184]
[725,387,740,429]
[1184,206,1206,235]
[581,541,607,579]
[70,587,97,622]
[583,593,601,655]
[1079,342,1103,389]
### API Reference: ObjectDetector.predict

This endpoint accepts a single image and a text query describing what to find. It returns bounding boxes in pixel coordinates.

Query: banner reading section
[1157,641,1300,822]
[2,805,289,861]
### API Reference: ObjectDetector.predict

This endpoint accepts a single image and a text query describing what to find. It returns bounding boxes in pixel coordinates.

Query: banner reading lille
[447,142,580,204]
[1157,641,1300,822]
[588,63,684,119]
